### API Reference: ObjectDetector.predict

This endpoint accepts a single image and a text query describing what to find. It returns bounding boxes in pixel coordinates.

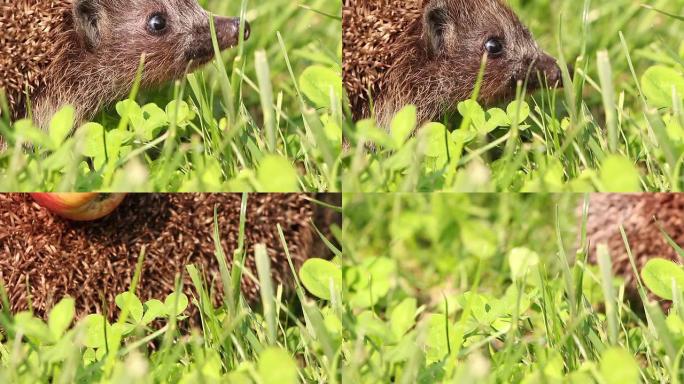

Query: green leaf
[225,372,252,384]
[600,347,640,384]
[48,297,75,339]
[506,100,530,125]
[665,113,684,142]
[322,307,343,335]
[137,103,169,140]
[457,100,486,131]
[390,105,417,146]
[15,312,53,343]
[84,314,108,349]
[426,313,456,364]
[165,100,194,128]
[641,65,684,108]
[116,99,144,128]
[257,155,300,192]
[258,347,299,384]
[141,299,166,325]
[115,292,144,323]
[357,310,394,342]
[13,119,52,147]
[164,292,189,317]
[485,107,511,132]
[384,141,416,171]
[106,129,133,154]
[42,333,77,363]
[460,221,497,259]
[450,126,477,145]
[198,156,224,190]
[390,298,417,338]
[299,65,342,108]
[349,257,397,308]
[667,313,684,336]
[49,105,75,148]
[43,138,77,171]
[508,247,540,281]
[600,155,641,192]
[355,118,394,148]
[322,116,342,145]
[81,122,106,158]
[422,122,456,170]
[642,258,684,300]
[300,258,342,300]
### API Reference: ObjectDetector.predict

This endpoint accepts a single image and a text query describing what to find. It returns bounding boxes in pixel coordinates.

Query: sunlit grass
[342,0,684,192]
[0,194,343,382]
[341,193,684,382]
[0,0,342,192]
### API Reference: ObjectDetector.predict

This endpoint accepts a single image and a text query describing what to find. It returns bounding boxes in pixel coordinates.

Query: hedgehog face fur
[343,0,562,127]
[72,0,247,77]
[0,0,249,130]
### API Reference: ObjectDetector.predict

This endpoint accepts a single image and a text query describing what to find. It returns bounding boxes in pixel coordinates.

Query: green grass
[7,193,684,382]
[342,0,684,192]
[341,193,684,382]
[0,194,344,383]
[0,0,342,192]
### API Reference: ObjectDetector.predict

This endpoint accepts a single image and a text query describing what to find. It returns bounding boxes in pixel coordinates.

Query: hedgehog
[343,0,563,127]
[0,193,340,321]
[0,0,249,130]
[584,194,684,306]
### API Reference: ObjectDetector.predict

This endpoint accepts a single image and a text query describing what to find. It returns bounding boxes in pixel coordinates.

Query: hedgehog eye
[484,38,504,56]
[147,13,167,35]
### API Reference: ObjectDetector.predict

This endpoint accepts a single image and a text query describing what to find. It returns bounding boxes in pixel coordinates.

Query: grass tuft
[0,193,342,382]
[341,193,684,382]
[0,0,341,192]
[341,0,684,192]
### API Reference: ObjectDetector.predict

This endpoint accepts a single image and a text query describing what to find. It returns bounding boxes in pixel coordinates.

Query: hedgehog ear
[73,0,103,51]
[424,1,450,55]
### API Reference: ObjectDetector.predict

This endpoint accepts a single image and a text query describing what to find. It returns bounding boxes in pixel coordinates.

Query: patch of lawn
[0,0,342,192]
[340,193,684,382]
[342,0,684,192]
[0,194,344,382]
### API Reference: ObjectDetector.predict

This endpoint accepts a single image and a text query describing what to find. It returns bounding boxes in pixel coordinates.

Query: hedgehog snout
[183,17,250,65]
[215,16,250,50]
[534,53,563,88]
[519,53,563,91]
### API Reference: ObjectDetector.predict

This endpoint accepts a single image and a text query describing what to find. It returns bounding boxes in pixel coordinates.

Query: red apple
[30,193,127,221]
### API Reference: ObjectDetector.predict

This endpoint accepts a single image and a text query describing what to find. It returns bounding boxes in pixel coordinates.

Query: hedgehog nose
[548,64,562,87]
[534,53,563,89]
[227,17,250,42]
[215,16,250,49]
[243,21,251,40]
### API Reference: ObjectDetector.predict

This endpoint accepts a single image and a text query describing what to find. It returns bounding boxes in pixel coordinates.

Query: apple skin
[30,193,127,221]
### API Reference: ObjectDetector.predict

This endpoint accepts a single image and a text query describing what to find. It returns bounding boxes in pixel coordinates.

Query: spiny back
[342,0,422,117]
[0,0,72,119]
[0,193,338,320]
[585,194,684,302]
